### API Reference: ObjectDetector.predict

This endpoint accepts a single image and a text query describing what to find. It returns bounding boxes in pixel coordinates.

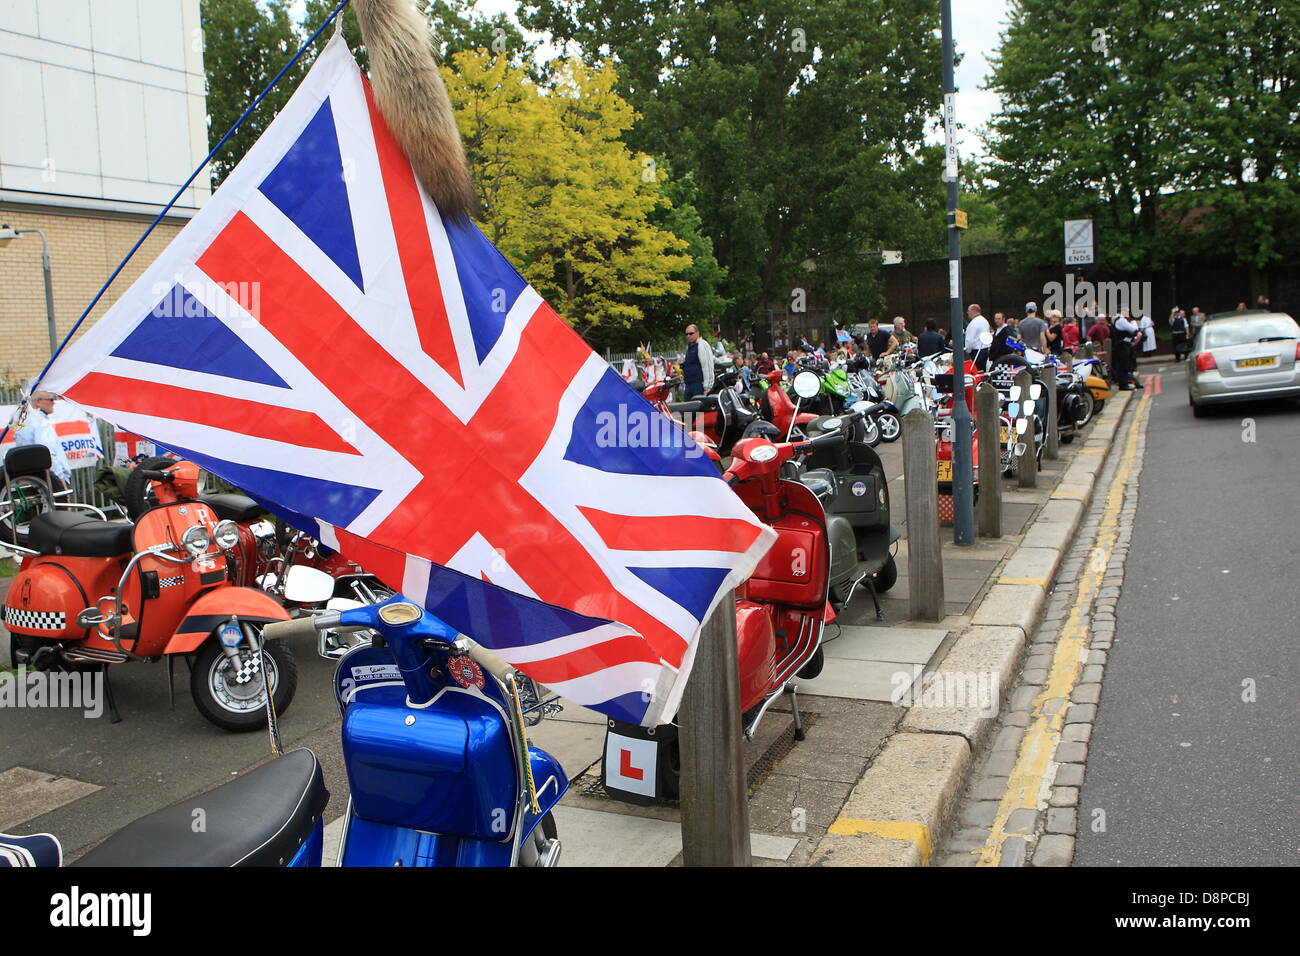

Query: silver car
[1187,311,1300,417]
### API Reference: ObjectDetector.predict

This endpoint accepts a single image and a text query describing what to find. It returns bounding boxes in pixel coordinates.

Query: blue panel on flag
[258,99,365,291]
[163,443,380,530]
[564,369,721,478]
[589,691,651,725]
[421,563,606,650]
[443,215,526,362]
[114,286,289,388]
[628,565,731,622]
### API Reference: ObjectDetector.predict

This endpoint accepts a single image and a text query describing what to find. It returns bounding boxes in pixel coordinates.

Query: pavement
[1,386,1137,866]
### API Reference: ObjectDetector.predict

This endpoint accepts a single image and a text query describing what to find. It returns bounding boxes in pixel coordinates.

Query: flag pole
[1,0,352,446]
[678,590,751,866]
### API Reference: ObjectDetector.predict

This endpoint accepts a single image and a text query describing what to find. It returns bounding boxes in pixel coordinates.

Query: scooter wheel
[874,554,898,593]
[877,413,901,443]
[796,646,825,680]
[191,633,297,732]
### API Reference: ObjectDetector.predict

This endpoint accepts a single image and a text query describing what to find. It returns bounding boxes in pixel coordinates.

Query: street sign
[954,209,968,229]
[1064,219,1095,265]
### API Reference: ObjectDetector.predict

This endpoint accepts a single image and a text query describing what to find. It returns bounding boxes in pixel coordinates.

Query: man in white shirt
[12,390,72,486]
[964,304,990,362]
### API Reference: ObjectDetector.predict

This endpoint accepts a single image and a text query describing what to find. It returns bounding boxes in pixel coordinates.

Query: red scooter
[1,446,296,730]
[600,427,847,805]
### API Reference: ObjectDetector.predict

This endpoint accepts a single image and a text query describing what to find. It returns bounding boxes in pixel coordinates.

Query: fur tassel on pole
[351,0,476,221]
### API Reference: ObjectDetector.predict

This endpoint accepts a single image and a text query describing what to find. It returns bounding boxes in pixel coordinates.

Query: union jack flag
[39,35,774,726]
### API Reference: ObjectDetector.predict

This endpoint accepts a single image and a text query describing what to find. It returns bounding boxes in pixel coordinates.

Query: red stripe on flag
[499,634,661,684]
[578,506,762,555]
[362,79,463,388]
[64,373,361,456]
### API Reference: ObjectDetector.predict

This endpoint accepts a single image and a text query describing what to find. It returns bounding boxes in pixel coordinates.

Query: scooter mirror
[1016,418,1029,435]
[979,330,994,346]
[319,597,368,660]
[1013,441,1028,457]
[1023,399,1036,416]
[1008,385,1022,401]
[793,371,821,399]
[283,565,335,604]
[1030,384,1043,400]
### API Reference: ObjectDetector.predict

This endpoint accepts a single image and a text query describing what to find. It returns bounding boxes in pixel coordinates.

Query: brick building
[0,0,209,384]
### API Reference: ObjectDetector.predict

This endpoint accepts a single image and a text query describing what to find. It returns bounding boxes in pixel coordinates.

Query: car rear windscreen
[1204,316,1299,348]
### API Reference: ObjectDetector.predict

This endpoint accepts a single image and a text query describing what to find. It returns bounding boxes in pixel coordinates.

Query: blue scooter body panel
[333,635,567,866]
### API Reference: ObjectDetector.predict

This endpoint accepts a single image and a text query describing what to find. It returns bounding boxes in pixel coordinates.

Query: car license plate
[1237,356,1277,369]
[936,459,953,482]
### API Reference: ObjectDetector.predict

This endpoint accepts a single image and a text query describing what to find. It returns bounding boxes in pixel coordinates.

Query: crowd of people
[675,296,1277,398]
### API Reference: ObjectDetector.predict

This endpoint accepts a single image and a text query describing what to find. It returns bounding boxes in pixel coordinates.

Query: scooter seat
[71,749,329,867]
[200,493,265,523]
[28,512,133,558]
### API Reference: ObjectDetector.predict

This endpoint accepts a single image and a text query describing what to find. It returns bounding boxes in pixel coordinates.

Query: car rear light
[1295,342,1300,361]
[1195,353,1216,372]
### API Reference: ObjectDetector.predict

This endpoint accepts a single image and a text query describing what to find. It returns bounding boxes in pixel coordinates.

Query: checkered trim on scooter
[2,606,66,631]
[232,654,262,686]
[159,574,185,588]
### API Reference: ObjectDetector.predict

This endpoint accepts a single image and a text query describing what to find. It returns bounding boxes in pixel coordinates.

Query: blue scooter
[1,597,568,867]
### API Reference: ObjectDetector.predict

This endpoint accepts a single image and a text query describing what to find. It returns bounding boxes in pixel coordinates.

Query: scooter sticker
[349,663,401,683]
[851,481,867,496]
[447,655,485,690]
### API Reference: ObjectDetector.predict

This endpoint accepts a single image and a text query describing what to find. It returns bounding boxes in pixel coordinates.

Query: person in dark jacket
[917,319,946,358]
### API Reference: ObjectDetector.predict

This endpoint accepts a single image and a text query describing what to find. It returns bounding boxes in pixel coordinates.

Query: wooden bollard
[1043,365,1060,461]
[1015,369,1038,489]
[975,382,1002,538]
[902,408,944,622]
[678,589,751,866]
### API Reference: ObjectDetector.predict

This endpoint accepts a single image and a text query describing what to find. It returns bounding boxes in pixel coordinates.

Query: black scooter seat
[200,493,266,523]
[28,512,133,558]
[72,749,328,868]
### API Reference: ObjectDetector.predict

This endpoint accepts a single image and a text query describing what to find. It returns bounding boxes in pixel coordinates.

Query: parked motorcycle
[601,425,851,805]
[0,596,567,867]
[0,446,296,730]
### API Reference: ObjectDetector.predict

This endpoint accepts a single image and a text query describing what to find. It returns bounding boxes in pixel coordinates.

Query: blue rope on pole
[1,0,351,446]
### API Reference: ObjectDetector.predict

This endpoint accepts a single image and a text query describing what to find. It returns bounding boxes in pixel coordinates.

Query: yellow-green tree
[444,51,690,338]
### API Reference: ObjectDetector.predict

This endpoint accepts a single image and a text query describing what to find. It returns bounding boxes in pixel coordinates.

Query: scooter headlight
[213,519,240,551]
[182,524,211,558]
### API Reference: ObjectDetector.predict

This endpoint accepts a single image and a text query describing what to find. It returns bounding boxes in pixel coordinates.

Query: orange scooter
[1,446,296,731]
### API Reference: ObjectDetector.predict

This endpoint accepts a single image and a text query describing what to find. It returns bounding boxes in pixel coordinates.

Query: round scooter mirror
[793,370,821,399]
[979,330,994,346]
[283,565,335,605]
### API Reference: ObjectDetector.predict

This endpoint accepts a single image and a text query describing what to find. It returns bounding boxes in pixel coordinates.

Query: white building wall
[0,0,210,217]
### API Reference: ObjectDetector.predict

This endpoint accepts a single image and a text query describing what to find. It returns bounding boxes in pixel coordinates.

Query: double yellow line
[975,393,1150,865]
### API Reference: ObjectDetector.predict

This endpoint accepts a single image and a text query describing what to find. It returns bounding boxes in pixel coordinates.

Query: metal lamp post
[0,224,59,358]
[940,1,975,546]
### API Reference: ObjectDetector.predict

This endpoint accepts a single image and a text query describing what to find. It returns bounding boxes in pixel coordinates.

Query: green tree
[522,0,945,327]
[200,0,306,187]
[985,0,1300,278]
[443,51,691,339]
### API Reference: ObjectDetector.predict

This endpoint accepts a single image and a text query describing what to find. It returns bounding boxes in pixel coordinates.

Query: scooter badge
[851,481,867,496]
[447,655,485,690]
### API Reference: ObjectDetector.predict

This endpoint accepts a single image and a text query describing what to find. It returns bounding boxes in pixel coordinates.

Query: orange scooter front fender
[164,587,290,655]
